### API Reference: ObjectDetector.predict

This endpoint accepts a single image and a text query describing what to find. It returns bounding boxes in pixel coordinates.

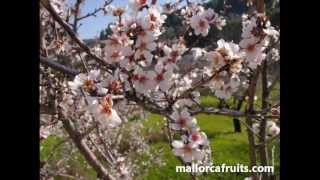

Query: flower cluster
[181,4,226,36]
[240,13,279,69]
[204,39,243,99]
[88,94,122,129]
[170,108,210,163]
[68,70,123,128]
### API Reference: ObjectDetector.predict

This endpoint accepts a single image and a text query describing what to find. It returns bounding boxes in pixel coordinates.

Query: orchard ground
[40,83,279,180]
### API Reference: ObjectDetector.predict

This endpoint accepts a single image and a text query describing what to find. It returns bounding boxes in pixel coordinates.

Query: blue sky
[77,0,169,39]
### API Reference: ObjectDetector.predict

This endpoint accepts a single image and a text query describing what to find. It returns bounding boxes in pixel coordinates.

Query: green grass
[40,136,97,179]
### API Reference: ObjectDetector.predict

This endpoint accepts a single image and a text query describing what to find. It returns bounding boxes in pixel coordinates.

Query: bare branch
[190,106,278,119]
[40,56,79,76]
[77,7,104,21]
[72,0,83,32]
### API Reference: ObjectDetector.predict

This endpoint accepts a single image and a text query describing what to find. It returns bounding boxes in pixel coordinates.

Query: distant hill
[83,38,103,47]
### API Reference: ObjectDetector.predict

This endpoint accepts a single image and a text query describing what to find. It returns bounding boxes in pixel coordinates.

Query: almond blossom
[134,35,157,66]
[151,62,173,92]
[129,0,148,14]
[214,75,240,100]
[172,140,205,163]
[146,6,167,29]
[189,8,225,36]
[240,13,279,69]
[162,43,187,65]
[188,130,209,146]
[68,70,101,92]
[169,108,197,131]
[268,125,280,137]
[89,95,122,129]
[216,39,243,60]
[190,13,210,37]
[205,51,226,70]
[131,67,156,95]
[117,47,136,70]
[101,73,122,94]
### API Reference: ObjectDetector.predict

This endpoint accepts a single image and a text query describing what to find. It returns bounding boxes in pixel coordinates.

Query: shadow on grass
[205,131,237,139]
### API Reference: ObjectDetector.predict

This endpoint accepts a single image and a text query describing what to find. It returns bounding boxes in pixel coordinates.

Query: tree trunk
[259,57,270,180]
[233,99,243,132]
[246,68,260,180]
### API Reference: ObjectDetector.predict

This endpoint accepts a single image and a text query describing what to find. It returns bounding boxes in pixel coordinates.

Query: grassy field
[41,90,280,180]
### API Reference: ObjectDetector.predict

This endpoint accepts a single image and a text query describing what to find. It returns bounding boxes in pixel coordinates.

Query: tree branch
[76,0,113,21]
[40,0,114,70]
[61,117,115,180]
[72,0,83,32]
[77,7,104,21]
[40,56,79,76]
[190,106,278,119]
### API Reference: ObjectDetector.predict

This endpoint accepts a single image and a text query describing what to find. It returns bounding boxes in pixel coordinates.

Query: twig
[77,7,104,21]
[77,0,113,21]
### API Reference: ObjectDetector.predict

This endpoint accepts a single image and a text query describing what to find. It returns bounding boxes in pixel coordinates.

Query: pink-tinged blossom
[161,43,187,70]
[240,37,266,68]
[131,67,156,95]
[101,73,122,94]
[169,108,197,130]
[268,125,280,137]
[205,51,226,70]
[134,35,157,66]
[105,47,126,64]
[216,39,243,60]
[188,130,209,146]
[151,62,173,92]
[190,14,210,37]
[68,70,101,92]
[89,95,122,129]
[119,47,136,71]
[147,6,167,29]
[214,75,240,100]
[129,0,148,13]
[172,140,205,163]
[40,127,51,140]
